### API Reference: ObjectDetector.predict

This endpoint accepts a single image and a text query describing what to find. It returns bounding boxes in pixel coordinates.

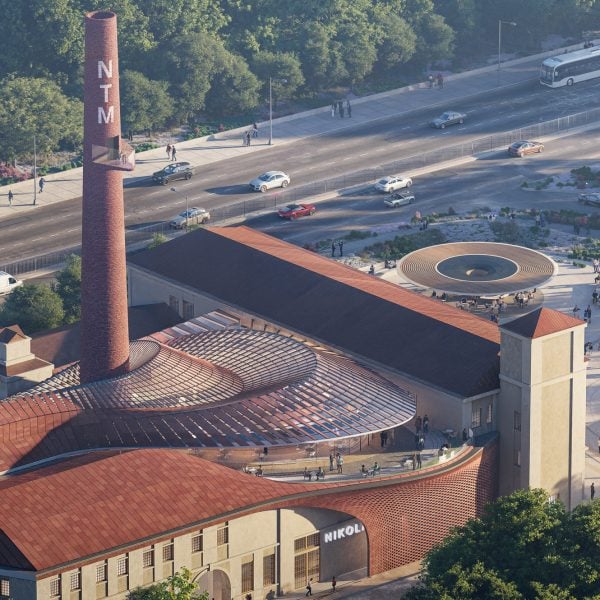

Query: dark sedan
[277,203,316,219]
[508,141,544,157]
[152,162,194,185]
[430,111,466,129]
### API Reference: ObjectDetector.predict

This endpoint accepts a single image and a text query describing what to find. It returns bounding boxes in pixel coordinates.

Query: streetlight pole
[170,187,189,227]
[33,135,37,206]
[269,76,273,146]
[498,20,517,70]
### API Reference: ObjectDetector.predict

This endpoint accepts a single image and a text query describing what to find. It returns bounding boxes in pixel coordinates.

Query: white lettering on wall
[98,106,114,124]
[98,60,113,78]
[97,60,114,124]
[99,84,112,102]
[323,521,365,544]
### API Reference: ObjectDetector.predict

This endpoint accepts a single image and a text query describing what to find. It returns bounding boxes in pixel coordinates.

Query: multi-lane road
[3,78,600,264]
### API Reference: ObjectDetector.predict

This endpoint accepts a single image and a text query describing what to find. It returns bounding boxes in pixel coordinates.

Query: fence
[3,106,600,277]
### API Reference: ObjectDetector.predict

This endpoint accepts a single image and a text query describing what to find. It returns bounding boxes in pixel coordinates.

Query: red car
[277,203,316,219]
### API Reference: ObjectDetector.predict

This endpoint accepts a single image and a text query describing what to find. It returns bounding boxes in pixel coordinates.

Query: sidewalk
[1,40,590,219]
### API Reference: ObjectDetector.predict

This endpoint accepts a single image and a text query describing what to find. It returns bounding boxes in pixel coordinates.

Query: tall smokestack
[80,11,133,383]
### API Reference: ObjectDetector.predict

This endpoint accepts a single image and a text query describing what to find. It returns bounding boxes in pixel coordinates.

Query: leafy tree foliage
[54,255,81,324]
[121,71,172,132]
[127,568,208,600]
[0,285,64,334]
[405,489,600,599]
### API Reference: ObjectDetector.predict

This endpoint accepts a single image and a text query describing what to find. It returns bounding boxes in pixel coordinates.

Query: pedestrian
[340,105,345,118]
[329,452,334,471]
[338,240,344,256]
[166,143,171,159]
[346,100,351,118]
[331,576,337,592]
[428,74,434,88]
[592,482,596,500]
[171,146,177,161]
[594,289,599,305]
[306,579,313,596]
[416,452,422,468]
[331,102,336,116]
[38,177,45,193]
[415,415,422,433]
[368,264,375,275]
[573,305,580,318]
[338,100,343,114]
[7,190,13,206]
[586,305,592,323]
[598,438,600,454]
[437,73,444,88]
[418,436,425,451]
[412,452,417,470]
[423,414,429,433]
[252,122,258,138]
[331,241,336,257]
[246,131,251,146]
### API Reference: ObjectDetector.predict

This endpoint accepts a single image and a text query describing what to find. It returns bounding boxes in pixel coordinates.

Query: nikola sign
[323,521,365,544]
[97,60,114,125]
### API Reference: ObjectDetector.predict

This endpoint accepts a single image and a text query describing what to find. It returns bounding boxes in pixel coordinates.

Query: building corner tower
[80,11,134,383]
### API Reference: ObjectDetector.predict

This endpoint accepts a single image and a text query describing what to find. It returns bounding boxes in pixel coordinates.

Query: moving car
[430,111,466,129]
[0,272,22,295]
[375,175,412,193]
[508,141,544,157]
[277,203,316,219]
[249,171,290,192]
[169,207,211,229]
[384,191,415,208]
[578,192,600,207]
[152,162,193,185]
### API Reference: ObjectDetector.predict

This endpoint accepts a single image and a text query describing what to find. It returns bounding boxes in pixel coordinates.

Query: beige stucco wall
[541,335,571,381]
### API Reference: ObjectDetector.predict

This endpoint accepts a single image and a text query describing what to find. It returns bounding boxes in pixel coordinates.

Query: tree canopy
[0,285,65,334]
[405,489,600,600]
[127,568,208,600]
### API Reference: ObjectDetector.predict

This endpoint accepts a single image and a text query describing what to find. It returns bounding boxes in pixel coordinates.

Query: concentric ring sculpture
[398,242,556,296]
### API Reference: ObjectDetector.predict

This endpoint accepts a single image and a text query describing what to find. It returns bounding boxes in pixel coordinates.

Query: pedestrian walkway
[0,40,590,219]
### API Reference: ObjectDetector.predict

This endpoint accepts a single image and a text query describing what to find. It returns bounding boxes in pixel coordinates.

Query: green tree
[121,70,173,133]
[127,568,208,600]
[54,255,81,324]
[148,233,168,249]
[0,285,64,334]
[252,51,305,105]
[0,76,82,163]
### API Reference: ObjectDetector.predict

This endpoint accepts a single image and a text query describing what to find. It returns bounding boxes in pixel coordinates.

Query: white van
[0,272,23,295]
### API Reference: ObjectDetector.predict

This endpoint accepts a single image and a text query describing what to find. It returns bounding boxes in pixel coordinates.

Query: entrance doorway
[195,569,231,600]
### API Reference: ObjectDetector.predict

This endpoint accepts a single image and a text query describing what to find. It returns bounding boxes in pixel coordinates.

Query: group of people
[328,452,344,474]
[331,99,352,118]
[165,144,177,161]
[303,466,325,481]
[360,461,381,476]
[242,123,259,146]
[305,575,337,596]
[427,73,445,88]
[331,240,344,257]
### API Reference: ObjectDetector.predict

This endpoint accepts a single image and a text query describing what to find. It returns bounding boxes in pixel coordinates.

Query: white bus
[540,46,600,87]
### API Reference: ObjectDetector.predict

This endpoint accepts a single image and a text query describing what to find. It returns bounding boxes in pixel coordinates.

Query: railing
[3,106,600,277]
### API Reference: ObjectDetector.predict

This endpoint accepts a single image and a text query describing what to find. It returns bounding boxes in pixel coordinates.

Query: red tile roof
[501,307,584,339]
[128,227,501,397]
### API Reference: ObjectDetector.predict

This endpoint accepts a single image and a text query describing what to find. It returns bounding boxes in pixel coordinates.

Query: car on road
[578,192,600,207]
[249,171,291,192]
[152,162,194,185]
[508,140,544,157]
[0,272,22,295]
[430,111,466,129]
[169,207,211,229]
[375,175,412,193]
[384,191,415,208]
[277,203,316,219]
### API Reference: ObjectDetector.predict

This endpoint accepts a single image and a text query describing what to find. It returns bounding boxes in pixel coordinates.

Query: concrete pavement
[0,40,590,219]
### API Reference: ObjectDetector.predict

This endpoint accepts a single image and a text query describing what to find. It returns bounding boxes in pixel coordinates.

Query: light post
[170,187,188,228]
[33,135,37,206]
[498,20,517,70]
[268,76,287,146]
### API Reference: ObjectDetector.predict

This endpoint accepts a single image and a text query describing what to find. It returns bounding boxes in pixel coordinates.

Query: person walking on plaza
[329,452,334,471]
[171,146,177,161]
[428,74,434,88]
[423,414,429,433]
[340,104,345,118]
[7,190,13,206]
[338,240,344,256]
[166,143,171,159]
[592,482,595,501]
[252,122,258,138]
[38,177,45,193]
[246,131,251,146]
[305,579,313,596]
[346,99,351,117]
[336,453,344,474]
[416,452,422,468]
[437,73,444,88]
[338,100,343,114]
[331,576,337,592]
[331,241,336,257]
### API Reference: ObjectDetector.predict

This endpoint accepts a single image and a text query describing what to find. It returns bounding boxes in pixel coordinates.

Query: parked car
[169,207,211,229]
[430,111,466,129]
[277,203,316,219]
[578,192,600,207]
[152,162,194,185]
[384,191,415,208]
[375,175,412,193]
[0,271,22,295]
[249,171,290,192]
[508,141,544,157]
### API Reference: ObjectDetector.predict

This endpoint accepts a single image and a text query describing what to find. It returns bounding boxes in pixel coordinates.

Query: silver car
[249,171,291,192]
[169,207,211,229]
[430,111,466,129]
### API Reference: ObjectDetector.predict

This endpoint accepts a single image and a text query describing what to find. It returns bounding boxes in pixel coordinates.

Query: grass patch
[361,229,445,260]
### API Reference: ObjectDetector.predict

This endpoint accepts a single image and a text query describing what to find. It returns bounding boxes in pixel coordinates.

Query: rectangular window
[0,580,9,597]
[49,576,61,598]
[471,406,482,428]
[143,548,154,568]
[514,447,521,467]
[241,560,254,594]
[117,556,129,577]
[169,295,180,314]
[263,554,276,586]
[182,300,194,320]
[163,542,174,562]
[487,402,493,424]
[191,532,203,553]
[514,411,521,431]
[70,572,81,591]
[217,523,229,546]
[96,562,107,583]
[294,534,320,590]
